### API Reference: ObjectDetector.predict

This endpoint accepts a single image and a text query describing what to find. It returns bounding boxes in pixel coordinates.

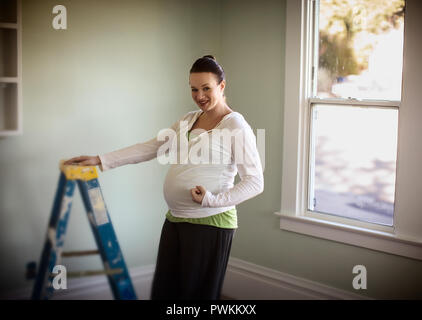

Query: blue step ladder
[30,161,137,300]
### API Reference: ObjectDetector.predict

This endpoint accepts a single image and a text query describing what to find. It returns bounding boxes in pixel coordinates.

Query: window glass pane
[308,104,398,226]
[316,0,405,100]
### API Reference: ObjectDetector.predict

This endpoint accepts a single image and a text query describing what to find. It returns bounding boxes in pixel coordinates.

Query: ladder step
[50,268,124,278]
[62,250,100,257]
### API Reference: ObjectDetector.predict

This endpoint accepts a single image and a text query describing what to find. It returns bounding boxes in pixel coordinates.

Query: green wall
[0,0,420,299]
[0,0,221,293]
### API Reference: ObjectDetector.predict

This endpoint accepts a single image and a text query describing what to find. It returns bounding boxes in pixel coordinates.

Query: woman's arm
[98,113,188,172]
[200,124,264,207]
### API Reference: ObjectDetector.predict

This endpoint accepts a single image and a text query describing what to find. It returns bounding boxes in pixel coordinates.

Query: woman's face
[189,72,225,112]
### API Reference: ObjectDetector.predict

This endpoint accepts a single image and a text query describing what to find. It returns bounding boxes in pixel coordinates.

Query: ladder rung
[61,250,100,257]
[50,268,124,278]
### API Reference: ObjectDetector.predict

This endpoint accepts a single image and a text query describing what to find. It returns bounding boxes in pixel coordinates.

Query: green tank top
[165,129,238,229]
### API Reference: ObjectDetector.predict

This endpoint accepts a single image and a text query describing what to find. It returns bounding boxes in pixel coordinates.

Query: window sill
[274,212,422,261]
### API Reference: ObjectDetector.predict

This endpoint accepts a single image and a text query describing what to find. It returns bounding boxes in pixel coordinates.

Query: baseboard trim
[1,258,370,300]
[222,257,370,300]
[1,264,156,300]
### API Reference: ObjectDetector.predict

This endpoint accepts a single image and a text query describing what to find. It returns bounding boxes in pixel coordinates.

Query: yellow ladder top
[59,160,98,181]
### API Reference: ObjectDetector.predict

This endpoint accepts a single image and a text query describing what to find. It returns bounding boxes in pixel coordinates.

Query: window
[309,104,398,226]
[308,0,404,227]
[314,0,405,100]
[277,0,422,260]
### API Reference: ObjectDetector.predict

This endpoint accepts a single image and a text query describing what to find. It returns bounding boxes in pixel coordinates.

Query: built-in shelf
[0,23,18,29]
[0,77,18,83]
[0,0,21,136]
[0,0,17,24]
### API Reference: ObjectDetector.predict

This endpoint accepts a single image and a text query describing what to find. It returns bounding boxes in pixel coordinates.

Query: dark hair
[189,55,225,84]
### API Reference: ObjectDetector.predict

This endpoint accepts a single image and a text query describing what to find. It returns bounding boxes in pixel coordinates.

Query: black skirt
[150,218,236,300]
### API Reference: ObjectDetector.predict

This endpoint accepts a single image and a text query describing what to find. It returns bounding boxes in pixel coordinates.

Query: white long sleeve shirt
[98,110,264,218]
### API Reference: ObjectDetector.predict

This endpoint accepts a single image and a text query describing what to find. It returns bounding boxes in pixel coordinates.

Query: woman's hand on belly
[191,185,207,204]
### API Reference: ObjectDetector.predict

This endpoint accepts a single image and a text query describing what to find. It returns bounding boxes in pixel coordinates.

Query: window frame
[276,0,422,260]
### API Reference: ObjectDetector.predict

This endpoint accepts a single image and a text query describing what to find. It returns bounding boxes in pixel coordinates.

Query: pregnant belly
[163,164,232,211]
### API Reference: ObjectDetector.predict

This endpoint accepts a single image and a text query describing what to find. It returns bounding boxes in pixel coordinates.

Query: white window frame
[275,0,422,260]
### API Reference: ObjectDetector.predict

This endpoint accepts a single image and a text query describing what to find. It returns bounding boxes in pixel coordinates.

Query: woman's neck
[202,102,232,120]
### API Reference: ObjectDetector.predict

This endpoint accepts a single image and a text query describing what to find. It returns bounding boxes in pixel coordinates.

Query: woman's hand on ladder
[64,155,101,166]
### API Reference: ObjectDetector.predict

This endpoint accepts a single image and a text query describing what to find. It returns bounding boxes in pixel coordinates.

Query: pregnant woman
[64,55,264,300]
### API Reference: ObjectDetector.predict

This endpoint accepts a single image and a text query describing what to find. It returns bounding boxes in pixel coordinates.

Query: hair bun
[202,55,216,61]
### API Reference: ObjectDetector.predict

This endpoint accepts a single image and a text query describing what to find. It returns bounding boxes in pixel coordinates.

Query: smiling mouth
[199,100,209,106]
